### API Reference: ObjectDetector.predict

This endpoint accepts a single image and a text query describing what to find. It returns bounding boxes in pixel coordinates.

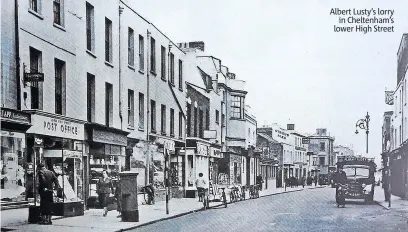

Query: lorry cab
[336,156,377,203]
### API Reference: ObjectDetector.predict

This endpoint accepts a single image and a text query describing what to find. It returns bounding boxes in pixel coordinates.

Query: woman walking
[97,170,114,217]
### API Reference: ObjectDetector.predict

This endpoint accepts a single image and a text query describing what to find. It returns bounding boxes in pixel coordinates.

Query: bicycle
[199,188,209,210]
[140,185,155,205]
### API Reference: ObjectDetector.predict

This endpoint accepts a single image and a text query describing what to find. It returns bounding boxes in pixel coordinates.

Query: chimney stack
[177,41,205,52]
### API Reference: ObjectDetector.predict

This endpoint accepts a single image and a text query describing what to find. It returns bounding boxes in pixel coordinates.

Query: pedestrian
[115,180,121,218]
[256,175,263,191]
[97,170,114,217]
[195,173,207,202]
[301,176,305,188]
[333,166,347,199]
[314,176,317,186]
[383,169,390,202]
[37,163,60,225]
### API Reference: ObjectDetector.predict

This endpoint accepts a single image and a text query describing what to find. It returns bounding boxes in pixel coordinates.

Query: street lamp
[355,112,370,154]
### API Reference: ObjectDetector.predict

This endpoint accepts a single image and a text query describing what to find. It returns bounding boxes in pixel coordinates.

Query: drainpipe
[15,0,21,110]
[118,5,124,130]
[146,29,151,186]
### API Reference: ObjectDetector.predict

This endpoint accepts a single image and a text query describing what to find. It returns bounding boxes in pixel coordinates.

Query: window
[205,109,210,130]
[150,37,156,73]
[231,95,244,119]
[161,46,166,80]
[400,125,402,145]
[150,100,156,133]
[86,2,94,52]
[319,157,325,166]
[179,112,183,138]
[30,0,40,13]
[53,0,63,26]
[178,60,183,90]
[194,107,198,137]
[87,73,95,122]
[215,110,220,124]
[105,17,112,63]
[170,53,174,85]
[139,93,144,129]
[199,109,203,138]
[320,142,325,152]
[105,83,113,126]
[128,28,134,66]
[54,59,65,115]
[221,113,225,127]
[170,108,174,136]
[128,90,134,127]
[139,35,144,71]
[187,103,191,137]
[30,47,42,110]
[161,104,166,135]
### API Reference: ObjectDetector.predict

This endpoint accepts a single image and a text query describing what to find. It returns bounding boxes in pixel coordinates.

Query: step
[1,203,29,211]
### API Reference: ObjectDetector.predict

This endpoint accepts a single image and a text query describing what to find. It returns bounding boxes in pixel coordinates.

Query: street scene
[1,0,408,231]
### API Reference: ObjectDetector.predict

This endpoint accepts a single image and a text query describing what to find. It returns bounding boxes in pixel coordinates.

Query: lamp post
[355,112,370,154]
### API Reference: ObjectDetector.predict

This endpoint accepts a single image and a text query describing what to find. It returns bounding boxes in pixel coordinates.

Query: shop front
[85,123,128,208]
[185,139,209,198]
[389,143,408,198]
[1,108,31,204]
[218,147,244,186]
[25,110,86,217]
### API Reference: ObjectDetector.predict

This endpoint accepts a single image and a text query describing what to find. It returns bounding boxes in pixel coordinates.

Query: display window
[32,137,84,206]
[88,143,125,199]
[1,131,26,202]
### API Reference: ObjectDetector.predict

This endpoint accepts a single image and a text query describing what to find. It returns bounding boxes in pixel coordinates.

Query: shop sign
[27,114,84,140]
[63,150,82,159]
[197,143,208,156]
[24,72,44,82]
[1,108,30,123]
[210,148,222,158]
[156,138,175,152]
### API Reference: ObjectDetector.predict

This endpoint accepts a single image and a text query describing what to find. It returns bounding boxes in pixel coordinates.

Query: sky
[126,0,408,164]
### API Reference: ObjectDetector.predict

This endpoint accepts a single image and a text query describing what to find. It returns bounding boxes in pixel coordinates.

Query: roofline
[120,0,185,55]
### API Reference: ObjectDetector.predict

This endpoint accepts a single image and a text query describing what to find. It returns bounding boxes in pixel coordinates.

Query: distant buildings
[307,129,335,179]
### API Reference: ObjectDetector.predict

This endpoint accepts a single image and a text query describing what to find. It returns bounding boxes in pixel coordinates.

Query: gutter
[15,0,21,110]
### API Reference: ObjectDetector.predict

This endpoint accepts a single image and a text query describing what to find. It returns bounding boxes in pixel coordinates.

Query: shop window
[1,133,26,203]
[161,104,166,135]
[105,82,113,126]
[170,162,178,187]
[87,73,95,122]
[170,108,174,136]
[54,58,66,115]
[150,100,156,133]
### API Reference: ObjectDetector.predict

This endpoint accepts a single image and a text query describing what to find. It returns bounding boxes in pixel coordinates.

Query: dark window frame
[161,104,166,135]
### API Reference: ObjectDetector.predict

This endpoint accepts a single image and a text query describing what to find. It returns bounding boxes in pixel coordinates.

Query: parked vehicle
[336,156,377,203]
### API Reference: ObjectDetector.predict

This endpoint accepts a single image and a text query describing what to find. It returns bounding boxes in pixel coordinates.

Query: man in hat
[38,163,60,225]
[334,165,347,198]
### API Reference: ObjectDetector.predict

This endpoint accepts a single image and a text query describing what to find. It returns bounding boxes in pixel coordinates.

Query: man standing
[383,169,390,202]
[38,163,60,225]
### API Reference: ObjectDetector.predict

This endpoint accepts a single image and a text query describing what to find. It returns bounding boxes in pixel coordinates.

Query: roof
[257,133,279,143]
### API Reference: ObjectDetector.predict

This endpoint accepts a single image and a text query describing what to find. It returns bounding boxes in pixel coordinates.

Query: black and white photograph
[1,0,408,231]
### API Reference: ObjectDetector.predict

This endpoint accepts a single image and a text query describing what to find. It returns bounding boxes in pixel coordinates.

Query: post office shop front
[25,111,86,218]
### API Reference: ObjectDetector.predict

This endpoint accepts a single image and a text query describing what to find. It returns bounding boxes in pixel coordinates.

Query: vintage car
[336,156,377,203]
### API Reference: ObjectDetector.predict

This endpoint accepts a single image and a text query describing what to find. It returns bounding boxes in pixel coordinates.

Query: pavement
[373,185,408,212]
[0,184,324,232]
[129,187,408,232]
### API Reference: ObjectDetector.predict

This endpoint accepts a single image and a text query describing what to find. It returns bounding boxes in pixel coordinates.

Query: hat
[37,163,45,168]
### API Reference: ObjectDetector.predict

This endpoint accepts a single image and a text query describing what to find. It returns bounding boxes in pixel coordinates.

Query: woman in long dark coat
[97,170,114,216]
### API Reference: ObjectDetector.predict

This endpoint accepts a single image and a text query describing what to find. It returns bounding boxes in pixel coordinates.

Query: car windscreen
[343,166,370,178]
